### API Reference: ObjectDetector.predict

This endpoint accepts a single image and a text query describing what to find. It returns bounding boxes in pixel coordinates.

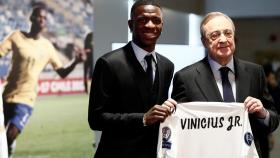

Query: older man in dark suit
[88,0,176,158]
[172,12,279,158]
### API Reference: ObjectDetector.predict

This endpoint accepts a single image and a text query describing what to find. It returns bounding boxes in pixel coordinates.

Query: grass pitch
[13,94,94,158]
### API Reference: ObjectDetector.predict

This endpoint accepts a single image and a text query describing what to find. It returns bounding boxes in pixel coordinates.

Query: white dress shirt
[208,55,236,101]
[131,41,157,81]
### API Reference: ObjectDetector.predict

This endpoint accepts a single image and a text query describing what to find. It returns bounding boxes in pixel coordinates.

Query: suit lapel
[195,58,223,101]
[155,54,164,102]
[234,58,251,102]
[124,43,151,107]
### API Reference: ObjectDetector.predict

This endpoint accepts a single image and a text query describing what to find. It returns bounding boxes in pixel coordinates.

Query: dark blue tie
[145,55,153,87]
[220,67,235,102]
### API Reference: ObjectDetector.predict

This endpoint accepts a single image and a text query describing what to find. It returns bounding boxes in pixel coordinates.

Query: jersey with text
[157,102,259,158]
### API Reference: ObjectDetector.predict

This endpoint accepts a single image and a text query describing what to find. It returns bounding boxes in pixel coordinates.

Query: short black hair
[30,5,47,20]
[130,0,161,19]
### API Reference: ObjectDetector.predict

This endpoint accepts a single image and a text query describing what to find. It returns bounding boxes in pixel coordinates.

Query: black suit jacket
[88,42,174,158]
[172,57,279,158]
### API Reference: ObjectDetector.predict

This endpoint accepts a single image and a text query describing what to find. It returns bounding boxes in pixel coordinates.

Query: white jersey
[0,81,8,158]
[157,102,259,158]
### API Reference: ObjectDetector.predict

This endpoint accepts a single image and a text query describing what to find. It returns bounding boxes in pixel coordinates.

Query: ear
[201,36,207,47]
[128,19,133,32]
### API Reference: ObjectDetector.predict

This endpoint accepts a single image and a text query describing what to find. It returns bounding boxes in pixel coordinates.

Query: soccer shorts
[3,102,33,132]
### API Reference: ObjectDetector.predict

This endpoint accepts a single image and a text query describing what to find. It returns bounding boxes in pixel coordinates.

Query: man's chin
[142,38,157,45]
[218,49,234,56]
[143,41,156,47]
[218,47,230,52]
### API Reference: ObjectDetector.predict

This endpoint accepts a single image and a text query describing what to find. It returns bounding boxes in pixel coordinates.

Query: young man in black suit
[88,0,177,157]
[171,12,279,158]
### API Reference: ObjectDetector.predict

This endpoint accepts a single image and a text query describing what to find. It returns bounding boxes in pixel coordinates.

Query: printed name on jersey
[180,115,242,131]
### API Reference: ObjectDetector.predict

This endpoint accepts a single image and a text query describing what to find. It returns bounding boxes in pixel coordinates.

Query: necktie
[219,67,235,102]
[144,55,154,87]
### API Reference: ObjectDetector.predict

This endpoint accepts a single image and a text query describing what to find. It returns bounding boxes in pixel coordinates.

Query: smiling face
[128,4,163,52]
[202,15,235,66]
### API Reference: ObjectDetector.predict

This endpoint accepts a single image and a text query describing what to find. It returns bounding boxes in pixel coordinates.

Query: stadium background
[0,0,94,95]
[0,0,94,157]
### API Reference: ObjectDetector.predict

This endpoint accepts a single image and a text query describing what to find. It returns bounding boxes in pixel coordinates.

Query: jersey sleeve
[48,42,63,70]
[0,31,15,57]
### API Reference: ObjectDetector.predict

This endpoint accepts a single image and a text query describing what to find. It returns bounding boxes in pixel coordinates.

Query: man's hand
[143,98,177,126]
[74,47,87,63]
[244,96,267,118]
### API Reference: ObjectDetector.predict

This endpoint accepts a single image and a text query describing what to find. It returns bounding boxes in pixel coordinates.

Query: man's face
[202,16,235,65]
[31,9,47,30]
[129,5,163,52]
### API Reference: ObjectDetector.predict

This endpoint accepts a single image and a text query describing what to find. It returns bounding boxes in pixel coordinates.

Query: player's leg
[3,102,33,157]
[6,123,20,157]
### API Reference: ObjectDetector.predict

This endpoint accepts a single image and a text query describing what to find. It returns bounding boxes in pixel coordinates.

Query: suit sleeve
[171,72,188,102]
[259,66,279,133]
[88,58,144,131]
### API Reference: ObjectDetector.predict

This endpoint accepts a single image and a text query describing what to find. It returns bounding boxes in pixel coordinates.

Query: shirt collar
[208,55,235,73]
[131,41,157,63]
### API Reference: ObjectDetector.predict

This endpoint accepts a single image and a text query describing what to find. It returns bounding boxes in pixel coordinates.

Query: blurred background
[0,0,94,157]
[0,0,93,95]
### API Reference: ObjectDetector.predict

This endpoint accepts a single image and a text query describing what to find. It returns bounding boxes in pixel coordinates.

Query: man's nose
[145,20,155,28]
[219,33,227,42]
